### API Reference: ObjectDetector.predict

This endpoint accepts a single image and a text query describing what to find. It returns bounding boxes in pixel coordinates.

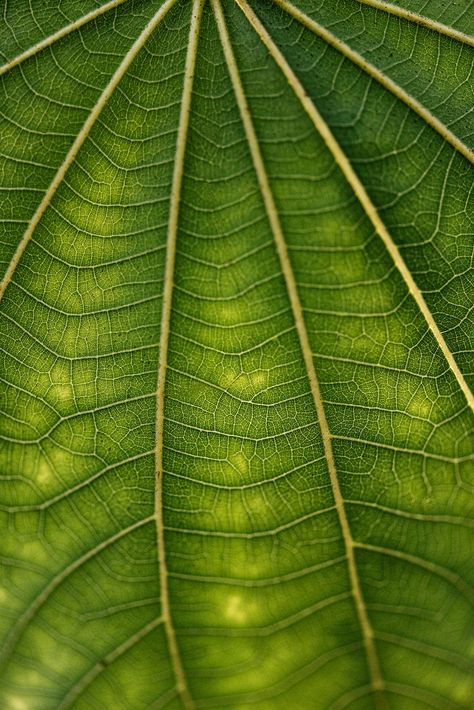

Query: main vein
[213,0,385,703]
[272,0,474,165]
[238,0,474,415]
[0,0,180,303]
[154,1,204,708]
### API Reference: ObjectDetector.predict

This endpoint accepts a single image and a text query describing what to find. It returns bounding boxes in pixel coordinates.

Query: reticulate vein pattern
[0,0,473,708]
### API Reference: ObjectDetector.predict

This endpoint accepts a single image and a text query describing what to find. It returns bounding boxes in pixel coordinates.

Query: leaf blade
[0,0,473,707]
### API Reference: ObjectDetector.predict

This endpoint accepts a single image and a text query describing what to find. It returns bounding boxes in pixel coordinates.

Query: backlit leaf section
[0,0,473,708]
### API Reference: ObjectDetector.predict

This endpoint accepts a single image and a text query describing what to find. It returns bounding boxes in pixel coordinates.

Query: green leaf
[1,0,473,707]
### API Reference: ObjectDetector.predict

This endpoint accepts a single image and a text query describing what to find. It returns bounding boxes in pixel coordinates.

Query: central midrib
[154,1,205,709]
[212,0,386,704]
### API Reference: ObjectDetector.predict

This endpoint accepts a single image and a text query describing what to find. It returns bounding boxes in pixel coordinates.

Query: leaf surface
[0,0,473,708]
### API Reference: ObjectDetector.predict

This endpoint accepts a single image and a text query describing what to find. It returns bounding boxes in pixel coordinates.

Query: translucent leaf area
[1,0,473,708]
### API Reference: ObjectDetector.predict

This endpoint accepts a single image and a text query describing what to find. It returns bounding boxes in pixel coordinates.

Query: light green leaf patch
[0,0,473,708]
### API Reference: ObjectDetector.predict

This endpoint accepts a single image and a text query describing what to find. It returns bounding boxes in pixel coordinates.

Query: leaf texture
[0,0,473,708]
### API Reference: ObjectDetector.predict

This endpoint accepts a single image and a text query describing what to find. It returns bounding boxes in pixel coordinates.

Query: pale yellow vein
[236,0,474,415]
[354,0,474,47]
[0,0,130,77]
[0,0,180,303]
[272,0,474,164]
[213,0,386,704]
[154,1,205,709]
